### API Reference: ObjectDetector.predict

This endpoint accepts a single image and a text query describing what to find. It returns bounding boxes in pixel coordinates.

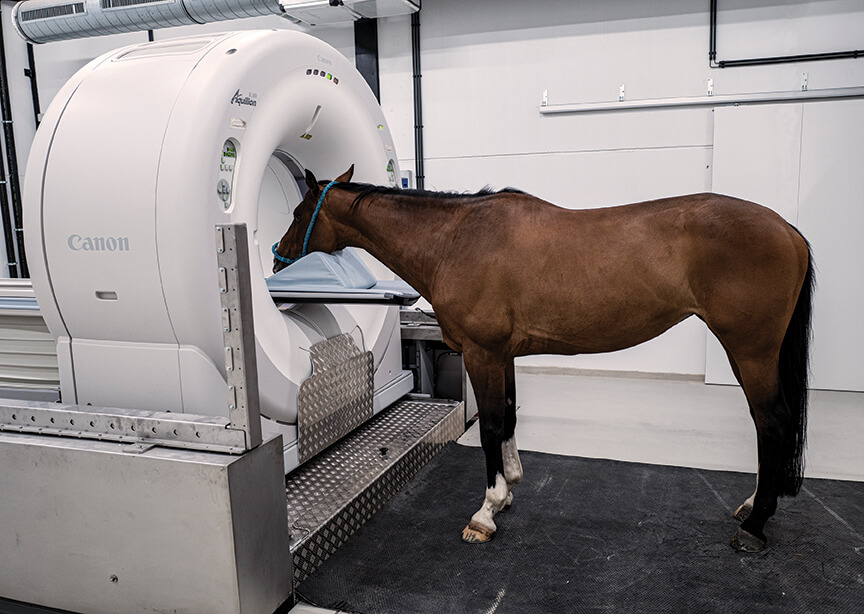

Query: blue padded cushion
[266,249,378,291]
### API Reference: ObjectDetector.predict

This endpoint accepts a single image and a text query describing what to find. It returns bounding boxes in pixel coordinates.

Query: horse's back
[499,191,804,274]
[434,191,807,357]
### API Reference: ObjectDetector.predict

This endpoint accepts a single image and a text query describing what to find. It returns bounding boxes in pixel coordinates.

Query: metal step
[287,397,463,585]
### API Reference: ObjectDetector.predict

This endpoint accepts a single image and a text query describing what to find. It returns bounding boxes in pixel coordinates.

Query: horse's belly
[515,291,695,357]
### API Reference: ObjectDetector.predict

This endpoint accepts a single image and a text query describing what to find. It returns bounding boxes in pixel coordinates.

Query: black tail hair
[777,234,815,497]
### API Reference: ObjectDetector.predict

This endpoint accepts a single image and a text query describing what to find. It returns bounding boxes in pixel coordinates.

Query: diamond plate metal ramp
[287,398,464,585]
[297,333,374,464]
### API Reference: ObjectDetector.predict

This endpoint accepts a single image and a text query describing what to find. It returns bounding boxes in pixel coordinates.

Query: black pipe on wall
[0,11,27,277]
[411,10,424,190]
[710,0,864,68]
[24,43,40,129]
[0,137,17,278]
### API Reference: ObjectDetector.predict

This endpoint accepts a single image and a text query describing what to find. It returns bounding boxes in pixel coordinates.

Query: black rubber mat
[298,443,864,614]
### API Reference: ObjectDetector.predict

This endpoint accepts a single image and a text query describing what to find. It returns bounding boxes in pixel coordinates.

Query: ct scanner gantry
[23,29,413,472]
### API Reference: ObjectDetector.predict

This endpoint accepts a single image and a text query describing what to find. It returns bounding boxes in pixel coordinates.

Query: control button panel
[217,139,238,210]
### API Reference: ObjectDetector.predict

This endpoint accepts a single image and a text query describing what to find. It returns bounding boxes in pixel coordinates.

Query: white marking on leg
[746,466,760,508]
[735,465,758,519]
[471,473,508,532]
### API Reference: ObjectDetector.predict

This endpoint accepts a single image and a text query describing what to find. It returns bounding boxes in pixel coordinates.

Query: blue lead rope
[272,180,338,266]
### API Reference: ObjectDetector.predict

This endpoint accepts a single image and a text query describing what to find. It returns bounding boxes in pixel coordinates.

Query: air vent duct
[18,2,85,22]
[12,0,281,43]
[278,0,419,26]
[13,0,420,44]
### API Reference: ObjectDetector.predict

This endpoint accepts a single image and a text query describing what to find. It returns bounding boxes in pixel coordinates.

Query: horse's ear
[305,169,320,195]
[335,164,354,183]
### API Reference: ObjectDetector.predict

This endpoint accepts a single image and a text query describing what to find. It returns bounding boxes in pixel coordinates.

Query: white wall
[376,0,864,379]
[707,100,864,392]
[2,0,863,381]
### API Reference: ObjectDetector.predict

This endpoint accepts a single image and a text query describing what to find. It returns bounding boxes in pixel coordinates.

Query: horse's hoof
[734,502,753,522]
[462,521,494,544]
[730,527,766,552]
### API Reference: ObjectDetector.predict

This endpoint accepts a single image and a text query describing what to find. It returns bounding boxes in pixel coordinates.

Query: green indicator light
[327,73,332,80]
[377,124,384,130]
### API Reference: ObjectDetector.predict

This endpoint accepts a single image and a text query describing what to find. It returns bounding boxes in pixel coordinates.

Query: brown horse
[273,166,814,553]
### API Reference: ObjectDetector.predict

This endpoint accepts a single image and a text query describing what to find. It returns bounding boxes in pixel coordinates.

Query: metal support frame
[0,224,264,454]
[0,224,291,614]
[400,310,476,424]
[216,223,263,450]
[0,400,248,454]
[411,10,425,189]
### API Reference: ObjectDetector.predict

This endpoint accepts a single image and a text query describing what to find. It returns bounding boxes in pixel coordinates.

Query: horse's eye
[293,210,301,221]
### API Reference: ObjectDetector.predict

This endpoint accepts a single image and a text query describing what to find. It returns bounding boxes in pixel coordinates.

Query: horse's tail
[777,232,815,497]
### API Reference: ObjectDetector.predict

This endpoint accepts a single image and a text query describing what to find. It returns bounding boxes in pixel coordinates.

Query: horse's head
[272,165,354,273]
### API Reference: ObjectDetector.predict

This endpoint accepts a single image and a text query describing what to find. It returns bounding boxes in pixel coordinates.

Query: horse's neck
[337,194,457,299]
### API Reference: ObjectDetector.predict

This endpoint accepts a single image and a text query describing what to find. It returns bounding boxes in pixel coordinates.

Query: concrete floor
[292,372,864,613]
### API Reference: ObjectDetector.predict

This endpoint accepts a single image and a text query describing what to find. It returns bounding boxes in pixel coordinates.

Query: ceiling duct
[278,1,419,26]
[12,0,419,44]
[13,0,280,43]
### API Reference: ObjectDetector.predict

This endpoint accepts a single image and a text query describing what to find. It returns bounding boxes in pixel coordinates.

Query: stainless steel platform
[0,432,292,614]
[287,397,464,584]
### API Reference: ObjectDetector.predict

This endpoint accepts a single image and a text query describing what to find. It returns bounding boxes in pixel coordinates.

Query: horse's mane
[333,182,525,211]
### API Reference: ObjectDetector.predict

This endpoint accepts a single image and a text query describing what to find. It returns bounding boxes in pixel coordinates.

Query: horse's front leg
[502,359,522,509]
[461,351,520,544]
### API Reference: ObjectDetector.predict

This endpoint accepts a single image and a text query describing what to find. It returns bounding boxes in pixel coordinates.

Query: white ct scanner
[23,29,413,472]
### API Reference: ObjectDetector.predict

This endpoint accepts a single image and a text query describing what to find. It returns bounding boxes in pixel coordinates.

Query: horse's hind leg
[719,347,759,523]
[728,357,789,552]
[461,350,517,543]
[733,474,758,523]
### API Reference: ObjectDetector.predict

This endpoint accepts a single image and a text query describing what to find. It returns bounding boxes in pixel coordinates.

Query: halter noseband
[272,180,338,266]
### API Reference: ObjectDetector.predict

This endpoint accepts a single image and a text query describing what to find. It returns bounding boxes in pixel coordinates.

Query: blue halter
[272,180,338,266]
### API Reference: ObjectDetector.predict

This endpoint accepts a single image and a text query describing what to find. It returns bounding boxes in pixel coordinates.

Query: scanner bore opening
[257,150,339,341]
